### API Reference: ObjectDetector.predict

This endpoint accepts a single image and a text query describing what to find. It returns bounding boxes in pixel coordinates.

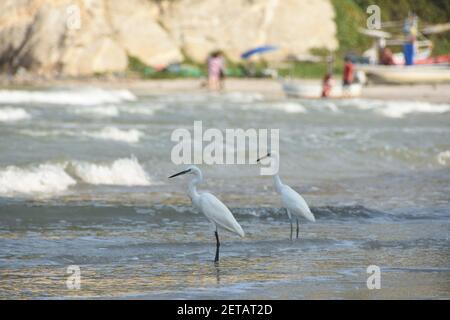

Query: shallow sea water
[0,87,449,299]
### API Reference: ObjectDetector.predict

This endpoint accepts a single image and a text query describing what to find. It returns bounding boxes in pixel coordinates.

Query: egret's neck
[270,153,283,193]
[188,175,201,203]
[272,174,284,194]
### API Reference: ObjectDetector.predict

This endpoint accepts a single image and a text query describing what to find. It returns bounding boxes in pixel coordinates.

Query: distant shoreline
[1,77,449,103]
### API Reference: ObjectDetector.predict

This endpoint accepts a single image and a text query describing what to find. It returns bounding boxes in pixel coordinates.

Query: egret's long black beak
[257,153,270,163]
[168,169,191,178]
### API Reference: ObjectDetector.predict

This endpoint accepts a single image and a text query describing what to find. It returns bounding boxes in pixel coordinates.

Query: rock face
[106,0,182,68]
[160,0,338,62]
[0,0,182,76]
[0,0,338,76]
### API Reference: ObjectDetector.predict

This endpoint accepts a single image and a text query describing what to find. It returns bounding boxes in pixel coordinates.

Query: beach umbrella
[241,45,278,59]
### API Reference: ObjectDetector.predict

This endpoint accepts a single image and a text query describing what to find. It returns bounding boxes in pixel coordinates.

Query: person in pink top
[207,51,225,90]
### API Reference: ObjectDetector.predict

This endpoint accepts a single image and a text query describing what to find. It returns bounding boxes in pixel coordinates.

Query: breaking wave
[377,101,450,118]
[0,107,31,122]
[19,126,144,143]
[0,163,76,195]
[70,104,162,118]
[19,129,64,137]
[224,92,264,103]
[119,104,164,116]
[82,127,144,143]
[341,99,450,118]
[0,88,137,106]
[437,151,450,166]
[69,157,151,186]
[0,157,151,196]
[239,101,306,114]
[270,102,307,113]
[71,105,120,117]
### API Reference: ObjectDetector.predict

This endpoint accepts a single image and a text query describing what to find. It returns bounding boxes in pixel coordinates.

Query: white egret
[257,151,315,240]
[169,165,244,262]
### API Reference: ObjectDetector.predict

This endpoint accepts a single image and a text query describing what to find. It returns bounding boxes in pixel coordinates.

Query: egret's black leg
[296,218,299,239]
[214,230,220,263]
[290,220,293,241]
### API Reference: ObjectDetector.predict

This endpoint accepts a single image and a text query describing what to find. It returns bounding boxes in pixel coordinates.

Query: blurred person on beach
[380,47,395,65]
[321,73,335,98]
[207,50,225,90]
[322,53,336,98]
[343,56,354,86]
[402,14,418,66]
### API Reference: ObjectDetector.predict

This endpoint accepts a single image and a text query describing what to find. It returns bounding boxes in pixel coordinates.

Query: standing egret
[257,151,315,240]
[169,165,244,262]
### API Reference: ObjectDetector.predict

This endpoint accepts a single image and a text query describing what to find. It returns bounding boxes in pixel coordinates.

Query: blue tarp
[241,46,278,59]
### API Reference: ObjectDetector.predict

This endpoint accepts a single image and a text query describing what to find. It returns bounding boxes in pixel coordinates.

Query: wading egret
[169,165,244,262]
[257,151,315,240]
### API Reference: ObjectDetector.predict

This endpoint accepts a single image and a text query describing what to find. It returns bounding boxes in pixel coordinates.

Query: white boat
[281,80,362,99]
[357,18,450,84]
[355,64,450,84]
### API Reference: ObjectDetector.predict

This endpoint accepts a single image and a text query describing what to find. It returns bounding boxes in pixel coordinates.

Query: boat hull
[356,65,450,84]
[282,81,362,99]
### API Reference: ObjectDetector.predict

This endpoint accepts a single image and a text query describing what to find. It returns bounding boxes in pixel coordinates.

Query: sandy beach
[2,77,450,103]
[129,79,450,103]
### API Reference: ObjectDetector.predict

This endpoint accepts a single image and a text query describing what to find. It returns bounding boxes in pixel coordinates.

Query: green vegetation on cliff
[335,0,450,55]
[331,0,371,55]
[134,0,450,79]
[353,0,450,55]
[285,0,450,78]
[353,0,450,22]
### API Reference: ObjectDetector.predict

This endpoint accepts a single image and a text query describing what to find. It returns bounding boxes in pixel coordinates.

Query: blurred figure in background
[343,56,354,86]
[322,53,335,98]
[207,50,225,90]
[321,73,335,98]
[403,13,418,66]
[380,47,395,65]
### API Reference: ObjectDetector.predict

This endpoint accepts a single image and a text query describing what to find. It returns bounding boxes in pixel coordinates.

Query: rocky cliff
[0,0,338,76]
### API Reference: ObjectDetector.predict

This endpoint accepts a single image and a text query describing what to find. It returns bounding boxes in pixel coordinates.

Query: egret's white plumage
[169,165,244,262]
[279,184,315,223]
[258,151,315,239]
[197,193,245,237]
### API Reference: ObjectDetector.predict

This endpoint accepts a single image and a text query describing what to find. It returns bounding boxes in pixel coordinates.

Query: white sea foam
[225,92,264,103]
[378,101,450,118]
[437,151,450,166]
[71,104,162,118]
[272,102,307,113]
[0,163,76,195]
[19,126,144,143]
[19,129,65,137]
[83,127,143,143]
[0,88,137,106]
[70,157,151,186]
[316,101,339,112]
[341,99,450,118]
[0,107,31,122]
[157,93,209,103]
[71,105,120,117]
[0,156,151,195]
[119,104,163,116]
[240,101,306,114]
